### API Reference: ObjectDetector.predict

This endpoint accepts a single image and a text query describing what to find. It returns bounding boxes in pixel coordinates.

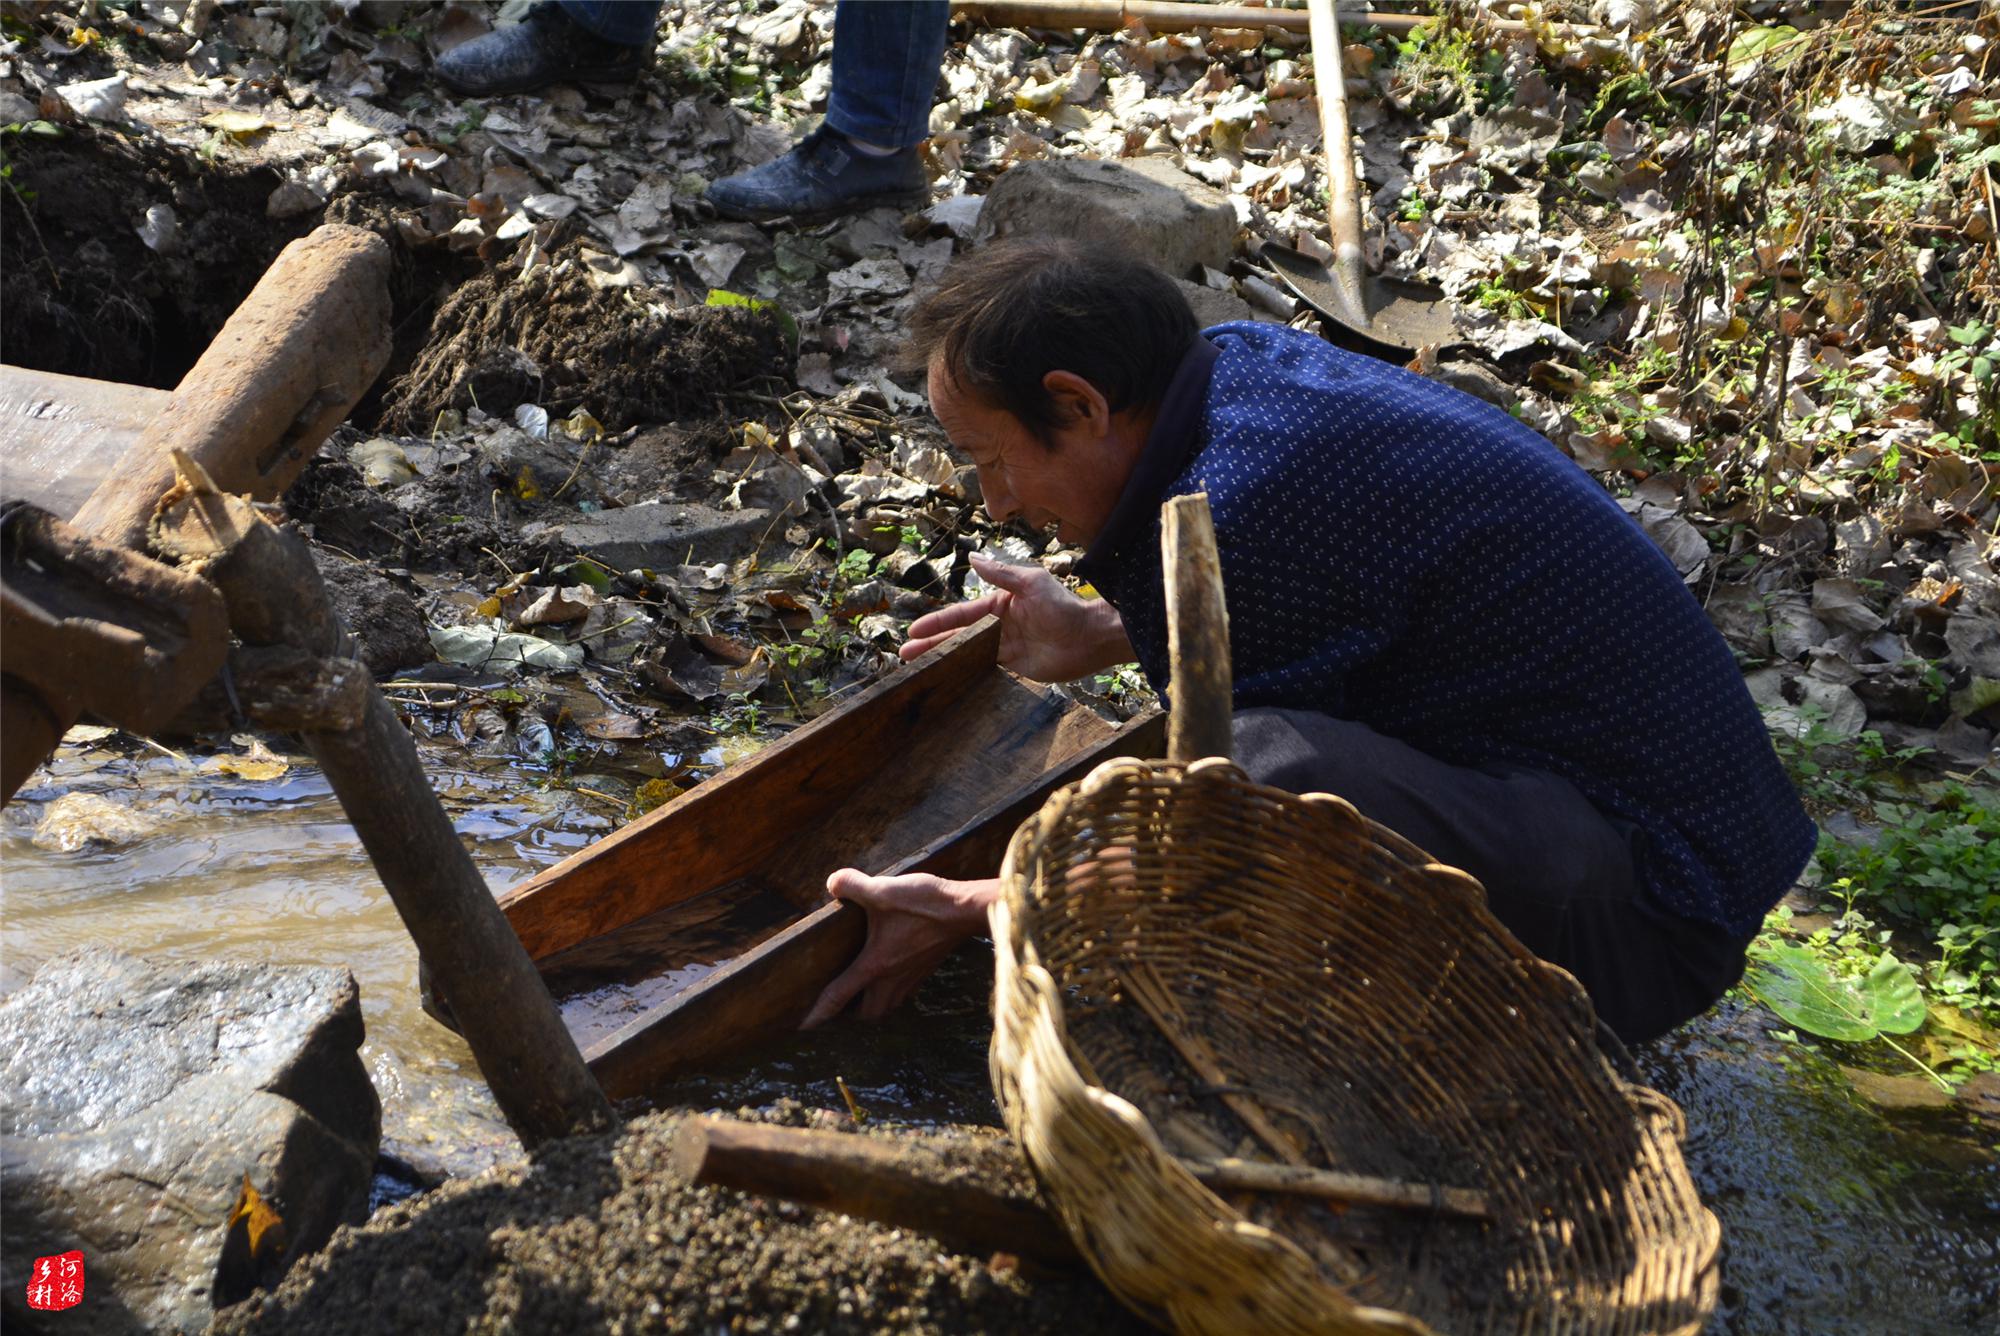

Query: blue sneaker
[706,125,929,221]
[435,2,644,98]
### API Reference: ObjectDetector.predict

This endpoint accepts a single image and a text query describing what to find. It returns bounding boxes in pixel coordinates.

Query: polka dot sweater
[1076,323,1817,938]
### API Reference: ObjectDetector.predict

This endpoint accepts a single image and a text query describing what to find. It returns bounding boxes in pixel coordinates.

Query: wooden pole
[1162,494,1233,764]
[673,1118,1493,1259]
[1309,0,1369,316]
[153,483,614,1149]
[948,1,1587,38]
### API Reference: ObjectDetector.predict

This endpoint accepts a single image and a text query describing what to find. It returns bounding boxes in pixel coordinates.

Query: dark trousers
[1232,708,1754,1044]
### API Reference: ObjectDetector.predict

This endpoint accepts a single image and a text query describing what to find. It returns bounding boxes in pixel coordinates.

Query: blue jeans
[561,0,949,148]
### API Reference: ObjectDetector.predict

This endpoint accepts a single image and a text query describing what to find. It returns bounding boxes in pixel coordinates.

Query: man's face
[926,359,1128,547]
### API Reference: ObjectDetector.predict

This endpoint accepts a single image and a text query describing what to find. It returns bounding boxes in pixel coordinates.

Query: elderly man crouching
[803,238,1815,1045]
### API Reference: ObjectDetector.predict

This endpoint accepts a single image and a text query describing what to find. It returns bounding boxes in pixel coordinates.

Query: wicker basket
[988,499,1719,1334]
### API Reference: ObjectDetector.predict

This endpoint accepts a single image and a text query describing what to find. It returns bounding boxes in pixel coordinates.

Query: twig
[480,544,520,580]
[572,615,641,643]
[1119,961,1308,1166]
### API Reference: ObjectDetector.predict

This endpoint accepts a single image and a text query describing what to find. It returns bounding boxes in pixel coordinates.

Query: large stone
[1,951,379,1335]
[973,157,1238,279]
[538,501,774,573]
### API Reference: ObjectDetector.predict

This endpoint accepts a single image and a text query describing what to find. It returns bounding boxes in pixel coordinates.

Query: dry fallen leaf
[202,108,272,140]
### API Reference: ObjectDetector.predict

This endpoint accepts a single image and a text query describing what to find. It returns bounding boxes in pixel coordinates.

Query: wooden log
[0,674,66,804]
[0,501,230,804]
[1162,493,1233,765]
[160,644,372,736]
[3,224,392,798]
[0,365,169,521]
[160,484,613,1149]
[948,1,1580,38]
[673,1117,1083,1267]
[68,223,392,551]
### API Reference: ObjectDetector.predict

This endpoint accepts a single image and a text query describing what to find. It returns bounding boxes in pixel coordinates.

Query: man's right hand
[900,553,1134,683]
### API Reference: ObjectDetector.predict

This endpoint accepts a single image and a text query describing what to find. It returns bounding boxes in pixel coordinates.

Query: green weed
[1385,20,1510,116]
[1816,787,2000,1018]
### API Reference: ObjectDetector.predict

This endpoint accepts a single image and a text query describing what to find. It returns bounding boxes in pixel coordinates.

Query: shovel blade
[1260,242,1458,361]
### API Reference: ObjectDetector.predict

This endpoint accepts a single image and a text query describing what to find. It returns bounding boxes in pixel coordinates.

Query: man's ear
[1042,370,1111,436]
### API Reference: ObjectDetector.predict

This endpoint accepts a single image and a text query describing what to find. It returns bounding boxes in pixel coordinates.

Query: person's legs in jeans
[1232,707,1753,1043]
[825,0,951,149]
[557,1,662,46]
[707,1,948,218]
[435,1,655,97]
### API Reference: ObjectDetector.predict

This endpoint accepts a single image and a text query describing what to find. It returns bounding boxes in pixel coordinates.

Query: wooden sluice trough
[482,617,1165,1101]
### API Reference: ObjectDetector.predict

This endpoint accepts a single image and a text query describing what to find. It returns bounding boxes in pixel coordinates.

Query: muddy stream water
[3,733,1994,1334]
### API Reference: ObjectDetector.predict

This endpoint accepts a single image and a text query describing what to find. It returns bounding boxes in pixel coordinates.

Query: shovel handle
[1307,0,1367,307]
[1162,494,1232,765]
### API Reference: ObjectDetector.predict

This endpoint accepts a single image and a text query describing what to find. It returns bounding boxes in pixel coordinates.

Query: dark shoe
[434,3,643,98]
[706,125,928,221]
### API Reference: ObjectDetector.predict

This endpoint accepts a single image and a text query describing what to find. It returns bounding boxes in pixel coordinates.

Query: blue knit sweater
[1076,323,1816,937]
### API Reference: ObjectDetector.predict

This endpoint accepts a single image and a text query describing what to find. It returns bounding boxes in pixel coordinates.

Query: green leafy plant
[1744,940,1925,1043]
[1815,786,2000,1018]
[1743,911,1949,1087]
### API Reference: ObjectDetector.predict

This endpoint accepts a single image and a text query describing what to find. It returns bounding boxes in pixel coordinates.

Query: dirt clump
[0,127,310,389]
[321,192,487,430]
[209,1109,1145,1336]
[312,556,433,678]
[378,240,793,434]
[285,438,578,581]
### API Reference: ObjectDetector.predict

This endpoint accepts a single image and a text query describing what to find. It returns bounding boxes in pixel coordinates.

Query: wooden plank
[583,708,1166,1099]
[498,618,1009,960]
[0,365,168,521]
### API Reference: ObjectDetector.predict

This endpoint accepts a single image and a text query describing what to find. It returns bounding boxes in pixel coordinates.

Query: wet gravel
[208,1106,1145,1335]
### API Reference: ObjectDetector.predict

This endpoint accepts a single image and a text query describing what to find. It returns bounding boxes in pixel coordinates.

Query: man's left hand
[801,870,1001,1028]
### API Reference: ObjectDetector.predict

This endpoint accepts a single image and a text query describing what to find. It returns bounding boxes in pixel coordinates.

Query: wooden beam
[948,2,1583,38]
[68,223,392,551]
[1,223,392,798]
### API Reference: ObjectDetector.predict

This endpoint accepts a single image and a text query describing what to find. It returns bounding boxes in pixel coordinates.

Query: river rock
[537,501,774,572]
[0,950,379,1335]
[974,157,1238,279]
